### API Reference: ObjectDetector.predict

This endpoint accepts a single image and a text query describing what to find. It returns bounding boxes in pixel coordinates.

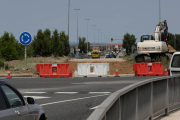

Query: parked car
[105,54,116,58]
[169,52,180,76]
[0,79,47,120]
[110,54,116,58]
[69,54,75,57]
[105,54,111,58]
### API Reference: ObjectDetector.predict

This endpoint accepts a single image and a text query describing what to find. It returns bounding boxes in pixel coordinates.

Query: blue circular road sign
[19,32,32,45]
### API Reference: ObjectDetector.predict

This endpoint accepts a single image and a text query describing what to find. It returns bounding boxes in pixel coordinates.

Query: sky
[0,0,179,44]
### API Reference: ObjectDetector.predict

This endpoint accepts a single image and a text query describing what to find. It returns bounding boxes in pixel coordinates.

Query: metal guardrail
[87,75,180,120]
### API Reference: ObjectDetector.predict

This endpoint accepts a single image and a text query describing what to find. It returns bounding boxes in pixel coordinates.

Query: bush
[0,59,5,68]
[5,64,9,70]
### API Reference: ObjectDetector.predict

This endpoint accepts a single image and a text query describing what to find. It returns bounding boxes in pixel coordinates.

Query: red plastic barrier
[36,64,72,78]
[133,63,165,76]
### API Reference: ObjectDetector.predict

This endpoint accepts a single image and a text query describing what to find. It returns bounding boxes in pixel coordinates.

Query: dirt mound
[168,44,177,52]
[3,57,134,75]
[69,61,134,75]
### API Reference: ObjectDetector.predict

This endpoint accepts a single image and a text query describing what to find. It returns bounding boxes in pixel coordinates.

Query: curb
[0,74,34,77]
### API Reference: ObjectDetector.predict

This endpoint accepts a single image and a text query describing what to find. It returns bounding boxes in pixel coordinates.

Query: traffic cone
[115,68,120,77]
[7,70,12,79]
[164,68,168,76]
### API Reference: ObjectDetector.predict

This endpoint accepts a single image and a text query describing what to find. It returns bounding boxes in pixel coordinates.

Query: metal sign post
[19,32,32,71]
[25,46,27,71]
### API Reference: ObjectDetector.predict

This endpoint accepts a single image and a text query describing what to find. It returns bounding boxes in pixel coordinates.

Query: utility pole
[97,29,100,50]
[100,32,103,51]
[85,19,90,55]
[68,0,70,42]
[92,25,96,50]
[74,9,80,53]
[159,0,161,41]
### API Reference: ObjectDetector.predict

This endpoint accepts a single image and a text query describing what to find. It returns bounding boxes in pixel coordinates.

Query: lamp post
[68,0,70,42]
[85,19,90,55]
[97,29,100,50]
[74,9,80,53]
[92,25,96,50]
[159,0,161,22]
[100,32,103,51]
[159,0,161,41]
[104,35,106,51]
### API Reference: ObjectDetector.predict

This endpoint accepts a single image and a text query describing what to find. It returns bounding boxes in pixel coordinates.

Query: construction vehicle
[135,20,175,62]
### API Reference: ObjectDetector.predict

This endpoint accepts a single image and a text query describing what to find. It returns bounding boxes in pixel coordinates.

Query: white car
[169,52,180,76]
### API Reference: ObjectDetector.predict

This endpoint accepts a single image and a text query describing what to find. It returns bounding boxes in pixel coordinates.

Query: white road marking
[40,94,110,106]
[54,92,79,94]
[23,92,47,94]
[24,96,50,100]
[89,92,111,94]
[89,106,99,110]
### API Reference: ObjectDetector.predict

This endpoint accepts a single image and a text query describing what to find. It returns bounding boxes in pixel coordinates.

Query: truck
[135,20,176,62]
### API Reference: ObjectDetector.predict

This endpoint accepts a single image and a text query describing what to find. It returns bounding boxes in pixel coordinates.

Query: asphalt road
[5,76,164,120]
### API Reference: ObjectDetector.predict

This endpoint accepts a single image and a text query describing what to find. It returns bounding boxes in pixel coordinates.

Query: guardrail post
[135,88,138,120]
[165,78,169,116]
[149,82,153,120]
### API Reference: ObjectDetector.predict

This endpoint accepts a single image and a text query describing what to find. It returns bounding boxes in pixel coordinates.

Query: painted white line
[89,92,111,94]
[24,96,50,100]
[40,94,110,106]
[54,92,79,94]
[90,106,99,110]
[23,92,47,94]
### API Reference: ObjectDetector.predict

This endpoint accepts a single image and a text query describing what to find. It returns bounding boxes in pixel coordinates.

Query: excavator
[135,20,174,62]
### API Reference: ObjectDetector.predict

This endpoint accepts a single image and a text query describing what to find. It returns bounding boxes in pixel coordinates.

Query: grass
[2,57,69,74]
[122,55,135,62]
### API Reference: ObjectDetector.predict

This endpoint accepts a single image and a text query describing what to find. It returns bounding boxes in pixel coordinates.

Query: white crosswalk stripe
[24,96,50,100]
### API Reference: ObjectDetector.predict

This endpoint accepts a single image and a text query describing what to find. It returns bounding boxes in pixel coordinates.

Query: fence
[87,75,180,120]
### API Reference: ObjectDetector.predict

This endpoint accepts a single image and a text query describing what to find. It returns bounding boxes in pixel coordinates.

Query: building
[90,44,123,51]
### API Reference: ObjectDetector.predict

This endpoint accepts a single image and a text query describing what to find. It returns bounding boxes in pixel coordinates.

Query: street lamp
[74,9,80,53]
[85,19,90,55]
[159,0,161,22]
[92,25,96,50]
[104,35,106,51]
[68,0,70,42]
[97,29,100,50]
[100,32,103,51]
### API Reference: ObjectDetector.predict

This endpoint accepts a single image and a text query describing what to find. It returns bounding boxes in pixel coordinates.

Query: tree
[60,31,70,56]
[42,29,52,56]
[78,37,90,53]
[174,34,180,51]
[0,32,19,61]
[51,29,65,57]
[15,40,24,59]
[122,33,136,55]
[32,29,45,57]
[27,43,34,57]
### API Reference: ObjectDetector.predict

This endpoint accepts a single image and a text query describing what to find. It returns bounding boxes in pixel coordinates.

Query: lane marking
[24,96,50,100]
[40,94,110,106]
[89,92,111,94]
[90,106,99,110]
[23,92,47,94]
[54,92,79,94]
